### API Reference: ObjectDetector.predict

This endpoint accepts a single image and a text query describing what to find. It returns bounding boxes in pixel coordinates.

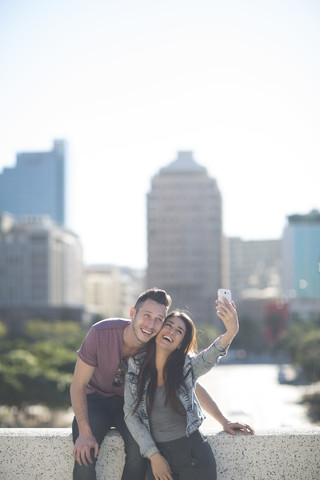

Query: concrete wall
[1,427,320,480]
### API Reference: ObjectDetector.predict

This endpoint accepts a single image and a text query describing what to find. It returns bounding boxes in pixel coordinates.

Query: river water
[198,363,317,433]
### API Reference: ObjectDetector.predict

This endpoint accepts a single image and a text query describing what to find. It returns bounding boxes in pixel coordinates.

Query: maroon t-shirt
[77,318,130,397]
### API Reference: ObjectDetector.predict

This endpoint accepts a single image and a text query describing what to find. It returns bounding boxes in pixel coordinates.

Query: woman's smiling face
[155,316,186,351]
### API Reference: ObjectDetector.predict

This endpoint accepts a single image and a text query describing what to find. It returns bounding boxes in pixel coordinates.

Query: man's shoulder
[92,318,131,332]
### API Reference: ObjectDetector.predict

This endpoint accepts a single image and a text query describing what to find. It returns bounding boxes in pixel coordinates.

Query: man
[70,288,253,480]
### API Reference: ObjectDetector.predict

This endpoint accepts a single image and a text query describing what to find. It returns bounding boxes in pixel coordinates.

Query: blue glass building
[282,210,320,300]
[0,140,65,224]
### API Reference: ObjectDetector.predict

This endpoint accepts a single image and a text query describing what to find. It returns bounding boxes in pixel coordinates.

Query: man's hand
[73,433,99,466]
[222,420,255,435]
[150,452,174,480]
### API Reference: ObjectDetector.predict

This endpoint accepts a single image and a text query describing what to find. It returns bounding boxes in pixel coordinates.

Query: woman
[124,297,239,480]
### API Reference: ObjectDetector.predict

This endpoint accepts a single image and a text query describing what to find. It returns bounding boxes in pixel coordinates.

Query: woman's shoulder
[128,352,145,371]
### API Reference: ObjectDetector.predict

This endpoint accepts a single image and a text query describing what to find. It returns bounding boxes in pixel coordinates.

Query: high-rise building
[0,213,83,308]
[147,151,222,325]
[0,140,65,224]
[282,210,320,300]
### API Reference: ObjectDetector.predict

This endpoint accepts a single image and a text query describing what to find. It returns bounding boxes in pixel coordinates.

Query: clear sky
[0,0,319,269]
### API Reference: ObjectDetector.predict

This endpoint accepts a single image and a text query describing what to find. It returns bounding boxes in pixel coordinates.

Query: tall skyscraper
[282,210,320,300]
[0,140,65,224]
[147,151,222,325]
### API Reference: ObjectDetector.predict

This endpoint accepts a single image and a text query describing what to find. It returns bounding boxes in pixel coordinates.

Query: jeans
[145,430,217,480]
[72,394,147,480]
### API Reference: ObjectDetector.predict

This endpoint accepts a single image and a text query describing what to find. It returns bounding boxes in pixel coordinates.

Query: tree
[276,319,320,382]
[0,319,86,413]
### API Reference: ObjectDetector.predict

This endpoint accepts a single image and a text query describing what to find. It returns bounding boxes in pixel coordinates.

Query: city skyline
[1,0,319,268]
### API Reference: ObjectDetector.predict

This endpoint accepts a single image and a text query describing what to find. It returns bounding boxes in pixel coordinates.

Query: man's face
[130,298,167,345]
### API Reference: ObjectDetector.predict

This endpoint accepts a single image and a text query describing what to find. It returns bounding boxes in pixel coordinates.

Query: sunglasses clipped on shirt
[112,359,127,387]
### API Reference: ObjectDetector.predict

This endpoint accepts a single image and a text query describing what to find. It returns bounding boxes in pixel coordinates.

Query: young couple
[70,288,254,480]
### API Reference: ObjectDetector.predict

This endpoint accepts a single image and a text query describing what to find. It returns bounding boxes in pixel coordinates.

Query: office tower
[228,237,281,301]
[147,151,222,325]
[282,209,320,300]
[0,213,83,308]
[0,140,65,224]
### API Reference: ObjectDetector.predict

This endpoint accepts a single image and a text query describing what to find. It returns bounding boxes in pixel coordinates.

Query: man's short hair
[134,288,172,312]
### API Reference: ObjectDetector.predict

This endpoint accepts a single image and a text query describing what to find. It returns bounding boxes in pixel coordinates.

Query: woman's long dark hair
[133,310,198,414]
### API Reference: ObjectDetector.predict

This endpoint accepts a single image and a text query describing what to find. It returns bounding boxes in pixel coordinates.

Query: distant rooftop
[161,151,206,174]
[288,209,320,224]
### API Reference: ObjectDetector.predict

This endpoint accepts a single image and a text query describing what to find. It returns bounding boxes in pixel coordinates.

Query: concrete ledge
[1,427,320,480]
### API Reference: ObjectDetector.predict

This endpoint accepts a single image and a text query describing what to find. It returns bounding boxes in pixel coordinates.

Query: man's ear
[129,307,136,320]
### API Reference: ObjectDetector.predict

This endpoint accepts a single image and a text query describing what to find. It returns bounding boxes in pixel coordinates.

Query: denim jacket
[123,337,228,459]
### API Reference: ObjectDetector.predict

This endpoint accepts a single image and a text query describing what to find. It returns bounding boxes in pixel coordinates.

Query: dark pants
[146,430,217,480]
[72,394,147,480]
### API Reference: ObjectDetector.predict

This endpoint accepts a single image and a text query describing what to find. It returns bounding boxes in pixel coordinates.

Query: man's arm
[70,358,98,465]
[195,383,254,435]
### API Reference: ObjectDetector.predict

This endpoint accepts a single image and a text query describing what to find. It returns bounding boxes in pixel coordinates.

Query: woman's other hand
[150,452,174,480]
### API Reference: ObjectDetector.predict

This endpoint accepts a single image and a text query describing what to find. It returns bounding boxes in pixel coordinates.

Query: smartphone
[217,288,232,304]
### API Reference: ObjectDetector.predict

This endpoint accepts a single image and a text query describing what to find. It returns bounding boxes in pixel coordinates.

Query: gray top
[150,385,187,442]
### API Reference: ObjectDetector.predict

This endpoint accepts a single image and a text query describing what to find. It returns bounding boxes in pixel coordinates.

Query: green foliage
[24,319,85,347]
[196,323,219,350]
[0,320,8,338]
[0,319,86,410]
[232,315,263,352]
[0,359,72,408]
[277,320,320,382]
[31,340,77,373]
